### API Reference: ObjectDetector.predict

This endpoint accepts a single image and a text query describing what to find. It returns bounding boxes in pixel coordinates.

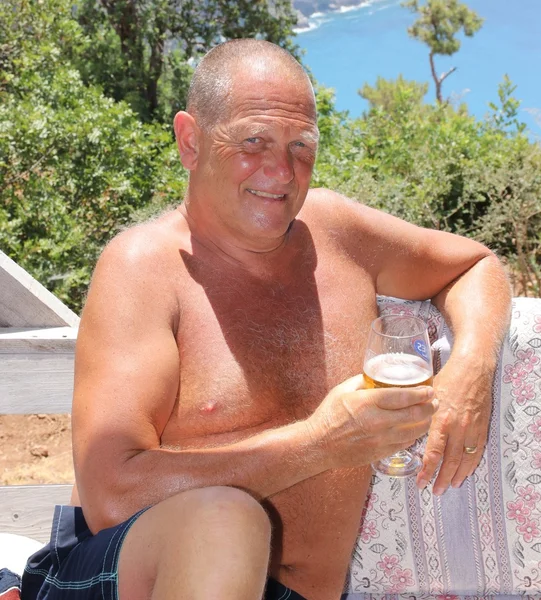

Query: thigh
[117,486,272,600]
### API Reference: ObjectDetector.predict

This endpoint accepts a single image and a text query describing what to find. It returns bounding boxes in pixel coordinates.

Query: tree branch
[429,52,442,103]
[440,66,457,84]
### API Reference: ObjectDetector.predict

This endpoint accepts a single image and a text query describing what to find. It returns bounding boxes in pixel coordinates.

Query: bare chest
[162,255,377,444]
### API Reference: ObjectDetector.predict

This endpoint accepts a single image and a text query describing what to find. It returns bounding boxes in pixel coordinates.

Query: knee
[162,486,271,539]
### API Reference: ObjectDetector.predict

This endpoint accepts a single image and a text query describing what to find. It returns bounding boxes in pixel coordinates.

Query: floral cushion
[343,297,541,600]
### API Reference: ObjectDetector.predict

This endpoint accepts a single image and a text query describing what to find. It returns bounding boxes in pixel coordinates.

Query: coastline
[293,0,370,33]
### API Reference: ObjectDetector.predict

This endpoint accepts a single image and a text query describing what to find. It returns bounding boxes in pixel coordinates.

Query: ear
[174,111,200,170]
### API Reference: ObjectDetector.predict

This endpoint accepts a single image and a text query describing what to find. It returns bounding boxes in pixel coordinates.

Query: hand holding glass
[363,315,433,477]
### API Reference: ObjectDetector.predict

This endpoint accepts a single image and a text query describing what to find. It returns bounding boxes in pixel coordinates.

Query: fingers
[430,432,467,495]
[333,374,368,394]
[416,426,447,491]
[450,439,483,489]
[374,386,435,410]
[347,386,438,436]
[417,428,487,494]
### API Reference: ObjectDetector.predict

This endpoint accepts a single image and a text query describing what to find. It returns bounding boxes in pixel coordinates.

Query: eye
[245,137,262,144]
[292,141,306,148]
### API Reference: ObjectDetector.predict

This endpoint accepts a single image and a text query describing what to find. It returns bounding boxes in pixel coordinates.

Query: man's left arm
[334,198,512,495]
[419,254,511,494]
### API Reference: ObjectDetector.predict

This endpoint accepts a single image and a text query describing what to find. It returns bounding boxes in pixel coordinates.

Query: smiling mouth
[247,189,286,200]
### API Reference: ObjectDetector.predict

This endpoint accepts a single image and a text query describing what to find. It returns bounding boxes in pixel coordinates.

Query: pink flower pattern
[507,499,531,524]
[528,418,541,442]
[351,298,541,597]
[376,554,399,576]
[517,518,541,543]
[389,568,415,593]
[511,381,536,404]
[532,450,541,470]
[503,362,528,388]
[386,306,415,317]
[365,492,378,512]
[517,485,541,509]
[360,519,378,543]
[517,348,540,372]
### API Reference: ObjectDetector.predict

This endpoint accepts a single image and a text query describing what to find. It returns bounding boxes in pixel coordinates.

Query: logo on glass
[413,339,429,362]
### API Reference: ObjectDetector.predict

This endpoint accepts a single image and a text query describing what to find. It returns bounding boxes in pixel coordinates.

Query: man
[23,39,511,600]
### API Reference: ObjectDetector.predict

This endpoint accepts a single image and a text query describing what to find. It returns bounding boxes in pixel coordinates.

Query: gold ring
[464,446,477,454]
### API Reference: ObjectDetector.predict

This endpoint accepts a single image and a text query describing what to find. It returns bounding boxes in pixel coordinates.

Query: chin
[253,209,296,234]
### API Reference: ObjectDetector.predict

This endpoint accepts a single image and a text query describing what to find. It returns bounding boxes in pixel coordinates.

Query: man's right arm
[73,228,436,534]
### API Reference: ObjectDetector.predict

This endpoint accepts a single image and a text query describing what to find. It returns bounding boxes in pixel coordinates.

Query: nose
[263,148,294,184]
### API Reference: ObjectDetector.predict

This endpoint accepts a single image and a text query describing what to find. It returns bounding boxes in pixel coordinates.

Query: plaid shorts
[21,505,307,600]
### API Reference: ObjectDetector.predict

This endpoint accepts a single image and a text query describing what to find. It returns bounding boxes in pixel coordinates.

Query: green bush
[0,0,187,311]
[314,79,541,295]
[2,1,540,310]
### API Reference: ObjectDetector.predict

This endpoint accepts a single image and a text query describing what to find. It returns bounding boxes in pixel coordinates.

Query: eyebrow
[233,124,320,145]
[299,130,320,145]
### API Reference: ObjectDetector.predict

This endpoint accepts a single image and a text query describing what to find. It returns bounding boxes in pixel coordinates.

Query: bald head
[187,39,315,132]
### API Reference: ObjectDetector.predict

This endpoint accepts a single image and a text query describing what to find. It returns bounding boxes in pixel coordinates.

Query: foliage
[314,77,541,295]
[359,76,429,112]
[0,0,187,311]
[75,0,300,124]
[474,137,541,295]
[487,74,527,134]
[311,86,364,188]
[2,0,540,311]
[402,0,483,102]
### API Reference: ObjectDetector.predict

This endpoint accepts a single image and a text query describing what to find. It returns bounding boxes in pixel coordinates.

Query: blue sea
[296,0,541,134]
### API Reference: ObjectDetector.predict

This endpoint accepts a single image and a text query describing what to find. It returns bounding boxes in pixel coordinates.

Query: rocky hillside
[293,0,365,28]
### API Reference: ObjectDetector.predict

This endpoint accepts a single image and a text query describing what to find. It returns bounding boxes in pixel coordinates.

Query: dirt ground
[0,415,74,485]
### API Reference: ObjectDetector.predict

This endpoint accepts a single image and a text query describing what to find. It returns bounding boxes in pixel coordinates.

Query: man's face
[193,67,319,246]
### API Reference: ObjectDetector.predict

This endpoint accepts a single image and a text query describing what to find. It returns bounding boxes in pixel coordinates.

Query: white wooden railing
[0,250,78,542]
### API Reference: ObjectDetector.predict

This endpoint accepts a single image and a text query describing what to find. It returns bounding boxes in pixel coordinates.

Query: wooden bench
[0,249,79,544]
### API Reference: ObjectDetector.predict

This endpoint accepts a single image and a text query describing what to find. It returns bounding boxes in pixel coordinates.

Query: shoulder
[302,187,385,231]
[300,187,398,248]
[302,187,358,219]
[302,187,441,242]
[299,188,453,276]
[85,210,186,321]
[99,210,184,272]
[94,209,190,294]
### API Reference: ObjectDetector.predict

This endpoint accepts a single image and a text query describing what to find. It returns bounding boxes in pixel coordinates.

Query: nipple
[200,402,217,414]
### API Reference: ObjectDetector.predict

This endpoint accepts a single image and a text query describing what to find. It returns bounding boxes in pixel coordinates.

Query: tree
[402,0,483,103]
[359,75,428,112]
[0,0,187,311]
[75,0,300,124]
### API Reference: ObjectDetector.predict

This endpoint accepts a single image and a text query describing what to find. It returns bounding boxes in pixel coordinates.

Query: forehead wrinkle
[233,107,317,130]
[226,123,267,139]
[231,89,316,119]
[235,97,316,117]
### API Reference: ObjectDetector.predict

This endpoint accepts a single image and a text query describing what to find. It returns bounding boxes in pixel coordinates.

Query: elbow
[78,486,124,534]
[76,468,136,534]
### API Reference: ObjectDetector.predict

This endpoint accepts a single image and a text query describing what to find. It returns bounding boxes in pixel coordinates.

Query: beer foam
[364,353,431,386]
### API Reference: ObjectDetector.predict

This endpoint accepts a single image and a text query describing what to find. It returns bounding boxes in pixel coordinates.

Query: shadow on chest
[181,263,328,413]
[174,226,371,434]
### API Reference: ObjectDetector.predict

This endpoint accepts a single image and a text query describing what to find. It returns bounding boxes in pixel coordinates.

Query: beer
[364,353,433,389]
[364,353,433,473]
[364,316,433,477]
